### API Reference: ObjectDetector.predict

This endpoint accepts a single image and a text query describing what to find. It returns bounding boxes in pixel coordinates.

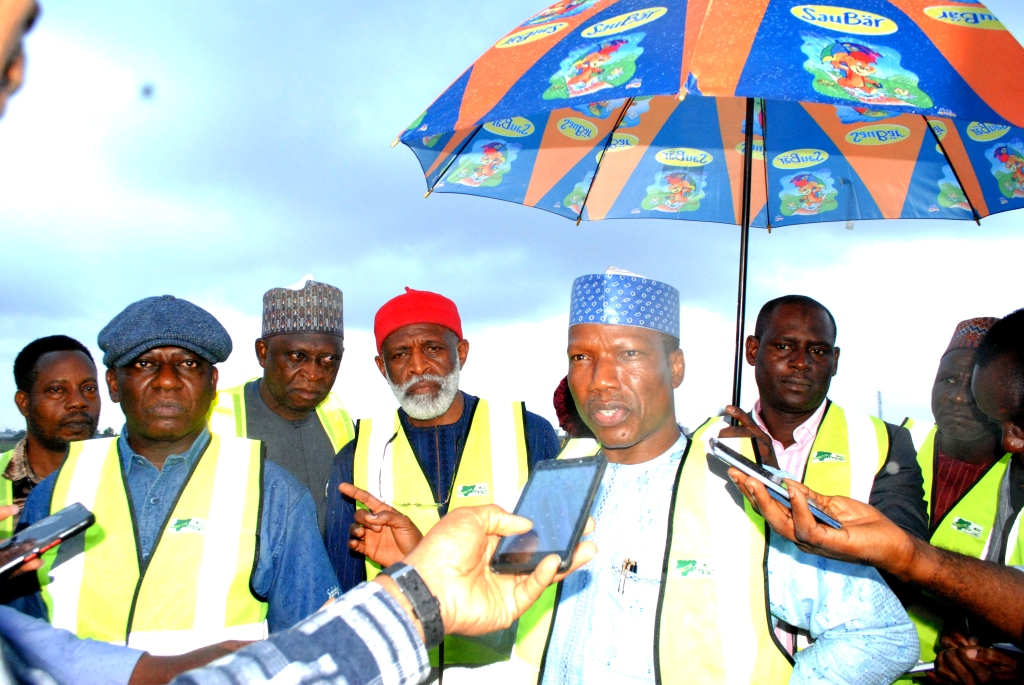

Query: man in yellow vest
[731,307,1024,685]
[209,278,353,536]
[709,295,928,537]
[325,287,560,673]
[507,269,919,685]
[15,295,339,655]
[1,336,100,536]
[898,317,1010,670]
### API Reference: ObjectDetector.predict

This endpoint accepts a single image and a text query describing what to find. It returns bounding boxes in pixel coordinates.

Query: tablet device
[708,438,842,530]
[0,502,95,579]
[490,454,607,574]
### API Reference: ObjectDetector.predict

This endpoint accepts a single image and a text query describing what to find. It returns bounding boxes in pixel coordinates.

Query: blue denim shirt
[18,425,340,633]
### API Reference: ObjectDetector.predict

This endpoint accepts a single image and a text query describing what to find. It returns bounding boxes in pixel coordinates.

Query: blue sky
[1,0,1023,432]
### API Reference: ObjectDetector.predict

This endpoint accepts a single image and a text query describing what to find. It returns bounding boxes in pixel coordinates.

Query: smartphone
[0,502,95,578]
[490,454,607,575]
[708,438,842,530]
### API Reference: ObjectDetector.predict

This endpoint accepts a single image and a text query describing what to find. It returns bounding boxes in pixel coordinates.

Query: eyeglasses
[377,435,450,511]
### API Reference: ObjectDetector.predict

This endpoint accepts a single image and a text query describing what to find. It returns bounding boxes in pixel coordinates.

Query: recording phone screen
[492,456,604,571]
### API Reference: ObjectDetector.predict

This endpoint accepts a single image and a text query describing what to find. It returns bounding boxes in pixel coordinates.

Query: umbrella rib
[761,99,771,232]
[574,97,635,225]
[924,116,982,225]
[425,124,484,197]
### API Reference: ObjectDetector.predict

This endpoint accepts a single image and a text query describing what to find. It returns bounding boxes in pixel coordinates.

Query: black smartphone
[490,454,607,574]
[708,438,842,529]
[0,502,95,579]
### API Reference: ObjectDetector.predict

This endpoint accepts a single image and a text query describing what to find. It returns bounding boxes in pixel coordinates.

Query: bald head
[0,0,39,119]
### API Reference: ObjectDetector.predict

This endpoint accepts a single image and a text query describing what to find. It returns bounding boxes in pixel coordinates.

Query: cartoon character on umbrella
[445,140,520,188]
[520,0,598,26]
[822,42,881,95]
[778,170,838,217]
[567,39,628,95]
[991,142,1024,198]
[642,170,706,213]
[544,33,645,100]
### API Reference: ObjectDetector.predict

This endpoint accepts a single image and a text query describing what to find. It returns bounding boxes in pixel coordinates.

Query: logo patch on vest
[457,483,489,498]
[676,559,714,578]
[951,517,984,539]
[812,450,846,463]
[169,518,206,534]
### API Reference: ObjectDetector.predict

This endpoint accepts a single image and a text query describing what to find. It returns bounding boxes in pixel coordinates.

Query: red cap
[374,287,463,353]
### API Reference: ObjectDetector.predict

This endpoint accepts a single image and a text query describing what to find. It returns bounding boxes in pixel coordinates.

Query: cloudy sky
[1,0,1023,433]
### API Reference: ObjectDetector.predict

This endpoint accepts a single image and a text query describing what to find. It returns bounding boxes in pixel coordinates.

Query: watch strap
[381,562,444,650]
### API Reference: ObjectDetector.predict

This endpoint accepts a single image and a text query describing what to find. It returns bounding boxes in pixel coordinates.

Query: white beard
[387,366,461,421]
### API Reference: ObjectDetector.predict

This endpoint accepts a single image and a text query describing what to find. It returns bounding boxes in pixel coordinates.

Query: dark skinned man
[3,335,100,535]
[704,295,926,653]
[512,270,915,685]
[15,295,338,657]
[210,278,353,535]
[729,307,1024,685]
[325,286,560,678]
[894,318,1011,674]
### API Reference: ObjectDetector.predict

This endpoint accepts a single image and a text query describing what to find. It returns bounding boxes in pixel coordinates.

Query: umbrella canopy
[396,0,1024,406]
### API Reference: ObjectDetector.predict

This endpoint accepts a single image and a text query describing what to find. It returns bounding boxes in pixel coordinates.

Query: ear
[106,368,120,404]
[210,366,219,392]
[670,349,685,390]
[457,339,470,369]
[254,339,268,369]
[374,355,388,380]
[832,346,841,377]
[14,390,29,419]
[745,335,760,366]
[1002,422,1024,455]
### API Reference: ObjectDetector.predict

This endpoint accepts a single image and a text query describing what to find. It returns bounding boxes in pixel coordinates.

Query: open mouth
[590,406,628,427]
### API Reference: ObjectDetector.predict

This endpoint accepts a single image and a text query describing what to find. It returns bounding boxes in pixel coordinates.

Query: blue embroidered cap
[98,295,233,368]
[569,268,680,337]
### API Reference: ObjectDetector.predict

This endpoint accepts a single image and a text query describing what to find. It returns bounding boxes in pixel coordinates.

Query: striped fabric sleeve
[170,582,430,685]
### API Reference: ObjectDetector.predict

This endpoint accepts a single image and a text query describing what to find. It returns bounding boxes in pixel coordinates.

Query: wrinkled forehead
[568,322,673,352]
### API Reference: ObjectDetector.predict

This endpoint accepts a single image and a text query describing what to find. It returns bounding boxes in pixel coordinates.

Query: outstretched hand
[339,483,423,568]
[0,505,42,578]
[402,505,596,637]
[718,406,779,469]
[726,467,919,577]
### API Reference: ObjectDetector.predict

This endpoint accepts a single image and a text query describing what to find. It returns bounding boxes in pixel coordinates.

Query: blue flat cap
[98,295,233,367]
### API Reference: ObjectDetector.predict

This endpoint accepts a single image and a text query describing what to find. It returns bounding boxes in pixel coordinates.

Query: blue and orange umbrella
[396,0,1024,404]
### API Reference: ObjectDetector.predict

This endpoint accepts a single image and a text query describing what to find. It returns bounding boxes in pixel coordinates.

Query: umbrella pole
[731,97,756,418]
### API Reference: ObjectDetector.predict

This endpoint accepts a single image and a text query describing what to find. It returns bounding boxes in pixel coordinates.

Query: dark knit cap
[98,295,233,367]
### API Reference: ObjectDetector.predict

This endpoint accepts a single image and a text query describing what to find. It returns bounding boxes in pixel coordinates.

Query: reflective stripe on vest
[38,434,268,654]
[210,382,355,453]
[353,399,530,667]
[0,450,14,539]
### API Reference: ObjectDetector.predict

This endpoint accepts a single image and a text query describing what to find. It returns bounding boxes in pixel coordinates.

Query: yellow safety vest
[509,430,793,684]
[37,433,268,655]
[0,449,13,539]
[900,419,1013,665]
[209,380,355,453]
[353,398,531,667]
[698,402,889,502]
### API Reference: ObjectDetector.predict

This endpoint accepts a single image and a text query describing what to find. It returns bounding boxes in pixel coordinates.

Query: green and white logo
[951,517,984,539]
[812,451,846,463]
[458,483,489,498]
[676,559,714,578]
[169,518,206,534]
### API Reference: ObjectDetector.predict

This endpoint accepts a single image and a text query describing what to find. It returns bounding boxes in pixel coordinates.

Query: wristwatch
[380,562,444,650]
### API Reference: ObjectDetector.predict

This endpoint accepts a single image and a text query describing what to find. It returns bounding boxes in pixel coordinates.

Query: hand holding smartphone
[490,454,607,574]
[708,438,842,530]
[0,502,95,579]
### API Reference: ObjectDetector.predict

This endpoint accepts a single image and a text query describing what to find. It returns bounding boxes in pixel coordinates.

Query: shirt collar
[118,424,212,473]
[752,398,828,444]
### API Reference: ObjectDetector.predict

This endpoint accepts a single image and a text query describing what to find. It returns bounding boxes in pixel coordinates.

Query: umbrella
[395,0,1024,407]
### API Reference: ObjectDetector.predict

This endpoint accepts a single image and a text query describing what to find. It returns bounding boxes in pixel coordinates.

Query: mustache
[395,373,448,398]
[59,412,96,426]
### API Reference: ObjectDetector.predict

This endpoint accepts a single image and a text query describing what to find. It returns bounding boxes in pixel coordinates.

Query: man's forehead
[384,323,455,345]
[267,331,343,350]
[764,304,833,338]
[568,323,661,347]
[133,346,205,360]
